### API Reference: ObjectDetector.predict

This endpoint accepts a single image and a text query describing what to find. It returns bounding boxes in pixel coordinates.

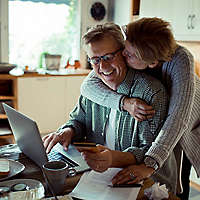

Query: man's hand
[81,145,112,172]
[123,97,155,121]
[112,163,155,185]
[42,127,75,153]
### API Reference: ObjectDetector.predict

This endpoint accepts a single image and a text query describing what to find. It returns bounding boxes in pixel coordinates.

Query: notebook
[3,103,89,173]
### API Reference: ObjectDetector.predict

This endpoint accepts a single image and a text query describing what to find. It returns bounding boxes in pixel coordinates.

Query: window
[1,0,80,69]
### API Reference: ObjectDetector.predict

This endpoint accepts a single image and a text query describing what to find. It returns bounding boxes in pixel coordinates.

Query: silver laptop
[3,103,89,173]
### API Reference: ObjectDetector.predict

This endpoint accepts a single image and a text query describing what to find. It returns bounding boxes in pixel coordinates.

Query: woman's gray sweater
[81,45,200,177]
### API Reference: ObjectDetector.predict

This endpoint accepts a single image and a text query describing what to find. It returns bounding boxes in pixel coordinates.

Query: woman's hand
[112,163,155,185]
[122,97,155,121]
[81,145,112,172]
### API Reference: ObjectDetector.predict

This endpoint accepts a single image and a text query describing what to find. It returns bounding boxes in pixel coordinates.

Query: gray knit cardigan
[81,46,200,177]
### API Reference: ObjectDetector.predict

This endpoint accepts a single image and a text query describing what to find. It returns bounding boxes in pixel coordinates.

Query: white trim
[79,0,109,68]
[0,0,9,63]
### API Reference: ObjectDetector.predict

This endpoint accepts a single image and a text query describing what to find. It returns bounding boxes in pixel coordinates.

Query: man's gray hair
[82,22,125,50]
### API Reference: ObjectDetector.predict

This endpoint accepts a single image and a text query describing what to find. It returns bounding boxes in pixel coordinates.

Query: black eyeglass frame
[88,48,123,66]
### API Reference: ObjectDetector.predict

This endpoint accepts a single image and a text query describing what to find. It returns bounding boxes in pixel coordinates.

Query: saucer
[0,159,25,181]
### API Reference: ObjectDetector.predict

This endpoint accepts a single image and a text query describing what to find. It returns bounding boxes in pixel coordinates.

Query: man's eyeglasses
[88,48,123,66]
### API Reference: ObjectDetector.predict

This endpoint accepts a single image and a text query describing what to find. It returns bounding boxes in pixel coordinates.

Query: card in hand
[73,142,99,153]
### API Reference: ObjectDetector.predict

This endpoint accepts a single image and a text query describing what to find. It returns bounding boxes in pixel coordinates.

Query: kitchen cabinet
[0,70,89,135]
[139,0,160,18]
[65,76,85,120]
[0,75,17,137]
[0,76,17,120]
[139,0,200,41]
[173,0,200,41]
[139,0,173,19]
[17,76,67,134]
[17,75,87,134]
[139,0,174,33]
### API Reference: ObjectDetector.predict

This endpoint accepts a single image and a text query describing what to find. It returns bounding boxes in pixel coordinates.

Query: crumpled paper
[144,182,169,200]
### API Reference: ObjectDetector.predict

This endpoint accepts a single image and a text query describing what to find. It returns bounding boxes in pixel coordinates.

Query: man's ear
[149,60,159,68]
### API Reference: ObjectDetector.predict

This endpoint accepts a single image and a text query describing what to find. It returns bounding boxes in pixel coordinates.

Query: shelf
[0,76,17,139]
[0,114,7,119]
[0,127,12,136]
[0,96,15,100]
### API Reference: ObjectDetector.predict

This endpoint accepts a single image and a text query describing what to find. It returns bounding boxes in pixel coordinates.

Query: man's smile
[100,70,114,76]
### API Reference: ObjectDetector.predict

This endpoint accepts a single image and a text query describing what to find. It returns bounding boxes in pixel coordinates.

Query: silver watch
[144,157,159,171]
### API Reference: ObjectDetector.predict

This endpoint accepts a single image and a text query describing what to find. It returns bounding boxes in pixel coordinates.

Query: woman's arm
[81,70,155,118]
[81,70,123,110]
[145,47,195,168]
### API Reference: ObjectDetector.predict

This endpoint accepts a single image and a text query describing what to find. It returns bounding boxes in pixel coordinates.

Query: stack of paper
[69,168,141,200]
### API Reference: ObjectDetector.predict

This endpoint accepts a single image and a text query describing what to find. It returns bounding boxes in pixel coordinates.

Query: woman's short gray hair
[82,22,125,50]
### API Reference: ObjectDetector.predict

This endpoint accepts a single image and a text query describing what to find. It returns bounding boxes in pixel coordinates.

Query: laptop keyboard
[48,149,79,168]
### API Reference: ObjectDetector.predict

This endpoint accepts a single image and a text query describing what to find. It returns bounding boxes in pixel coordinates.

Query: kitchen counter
[0,68,91,79]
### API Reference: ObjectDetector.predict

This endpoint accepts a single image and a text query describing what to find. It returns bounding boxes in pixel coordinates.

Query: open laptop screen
[3,103,90,172]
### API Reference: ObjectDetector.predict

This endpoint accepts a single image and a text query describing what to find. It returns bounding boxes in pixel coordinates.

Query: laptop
[3,103,89,173]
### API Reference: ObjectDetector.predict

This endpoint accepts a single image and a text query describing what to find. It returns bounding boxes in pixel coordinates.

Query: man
[43,23,177,193]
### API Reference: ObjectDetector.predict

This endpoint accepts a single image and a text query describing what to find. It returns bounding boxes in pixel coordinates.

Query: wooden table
[0,149,180,200]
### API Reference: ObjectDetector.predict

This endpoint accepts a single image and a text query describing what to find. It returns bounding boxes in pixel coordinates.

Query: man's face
[87,36,127,90]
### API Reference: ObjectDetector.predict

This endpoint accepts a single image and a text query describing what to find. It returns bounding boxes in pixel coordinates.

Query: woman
[81,18,200,199]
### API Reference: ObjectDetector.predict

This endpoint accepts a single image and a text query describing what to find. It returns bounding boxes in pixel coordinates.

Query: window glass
[9,0,79,69]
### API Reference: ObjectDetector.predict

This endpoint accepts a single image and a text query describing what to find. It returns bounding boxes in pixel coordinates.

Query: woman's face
[122,40,148,70]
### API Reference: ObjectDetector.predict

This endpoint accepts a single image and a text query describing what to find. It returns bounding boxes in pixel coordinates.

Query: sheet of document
[69,168,141,200]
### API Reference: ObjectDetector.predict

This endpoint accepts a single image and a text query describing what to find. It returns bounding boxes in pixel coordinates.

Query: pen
[110,183,142,188]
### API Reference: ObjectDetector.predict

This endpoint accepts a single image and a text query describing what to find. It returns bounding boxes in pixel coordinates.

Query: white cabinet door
[139,0,175,31]
[191,0,200,37]
[65,76,86,121]
[173,0,191,39]
[139,0,200,41]
[17,77,66,134]
[17,76,86,134]
[173,0,200,41]
[166,0,200,41]
[158,0,175,26]
[139,0,160,18]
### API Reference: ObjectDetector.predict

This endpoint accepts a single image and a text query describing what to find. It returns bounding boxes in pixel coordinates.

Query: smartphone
[73,142,99,153]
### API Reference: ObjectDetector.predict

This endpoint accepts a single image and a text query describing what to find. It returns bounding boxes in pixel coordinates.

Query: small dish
[0,159,25,181]
[0,179,45,199]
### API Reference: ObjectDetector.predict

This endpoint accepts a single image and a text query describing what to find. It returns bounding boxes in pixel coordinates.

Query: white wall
[112,0,132,26]
[79,0,110,68]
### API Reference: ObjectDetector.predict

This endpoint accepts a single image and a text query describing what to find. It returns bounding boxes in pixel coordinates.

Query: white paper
[69,168,141,200]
